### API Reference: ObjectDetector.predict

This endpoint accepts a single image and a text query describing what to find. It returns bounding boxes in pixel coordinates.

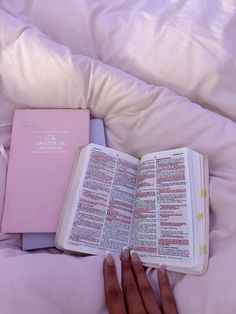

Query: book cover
[1,109,89,233]
[22,118,106,250]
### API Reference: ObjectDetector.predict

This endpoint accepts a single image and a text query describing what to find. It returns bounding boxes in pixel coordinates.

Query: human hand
[103,248,178,314]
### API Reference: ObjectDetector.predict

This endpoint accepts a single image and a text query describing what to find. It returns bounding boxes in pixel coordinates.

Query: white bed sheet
[3,0,235,119]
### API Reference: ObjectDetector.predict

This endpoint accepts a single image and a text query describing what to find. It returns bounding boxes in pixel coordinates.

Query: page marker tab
[135,154,141,160]
[0,144,8,164]
[196,212,204,221]
[199,188,206,198]
[199,244,207,255]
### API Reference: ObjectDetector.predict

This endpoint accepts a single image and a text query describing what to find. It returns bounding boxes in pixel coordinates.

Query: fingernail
[130,250,140,264]
[106,251,114,266]
[159,265,166,274]
[122,246,130,261]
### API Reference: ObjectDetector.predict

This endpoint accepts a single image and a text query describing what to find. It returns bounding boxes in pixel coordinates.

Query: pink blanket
[0,1,236,313]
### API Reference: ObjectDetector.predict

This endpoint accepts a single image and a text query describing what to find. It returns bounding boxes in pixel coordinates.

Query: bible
[56,144,209,275]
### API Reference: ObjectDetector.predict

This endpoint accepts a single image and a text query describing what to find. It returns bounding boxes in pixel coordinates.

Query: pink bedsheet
[0,1,236,313]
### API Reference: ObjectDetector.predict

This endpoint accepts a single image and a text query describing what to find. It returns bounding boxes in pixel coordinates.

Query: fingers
[130,250,162,314]
[121,248,146,314]
[103,252,127,314]
[158,267,178,314]
[104,249,178,314]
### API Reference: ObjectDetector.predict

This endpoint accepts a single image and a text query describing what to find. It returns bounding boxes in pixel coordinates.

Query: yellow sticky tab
[135,154,141,160]
[199,188,206,198]
[199,244,207,255]
[196,212,204,221]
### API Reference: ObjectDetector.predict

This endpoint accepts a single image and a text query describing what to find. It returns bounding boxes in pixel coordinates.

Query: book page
[130,149,194,267]
[129,158,158,259]
[64,144,139,255]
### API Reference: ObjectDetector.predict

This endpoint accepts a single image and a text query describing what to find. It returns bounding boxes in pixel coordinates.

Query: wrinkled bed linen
[2,0,235,120]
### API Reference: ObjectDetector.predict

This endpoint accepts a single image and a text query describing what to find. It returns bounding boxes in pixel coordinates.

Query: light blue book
[22,118,106,250]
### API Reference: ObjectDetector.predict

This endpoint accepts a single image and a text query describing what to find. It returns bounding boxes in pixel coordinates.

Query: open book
[56,144,209,275]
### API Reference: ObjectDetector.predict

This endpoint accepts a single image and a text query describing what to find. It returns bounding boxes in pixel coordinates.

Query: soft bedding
[0,1,236,314]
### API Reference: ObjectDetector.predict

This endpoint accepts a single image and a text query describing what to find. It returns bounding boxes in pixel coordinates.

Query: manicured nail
[159,265,166,274]
[122,246,130,261]
[130,250,140,264]
[106,251,114,266]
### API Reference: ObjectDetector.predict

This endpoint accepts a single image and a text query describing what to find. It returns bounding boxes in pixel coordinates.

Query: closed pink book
[1,109,89,233]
